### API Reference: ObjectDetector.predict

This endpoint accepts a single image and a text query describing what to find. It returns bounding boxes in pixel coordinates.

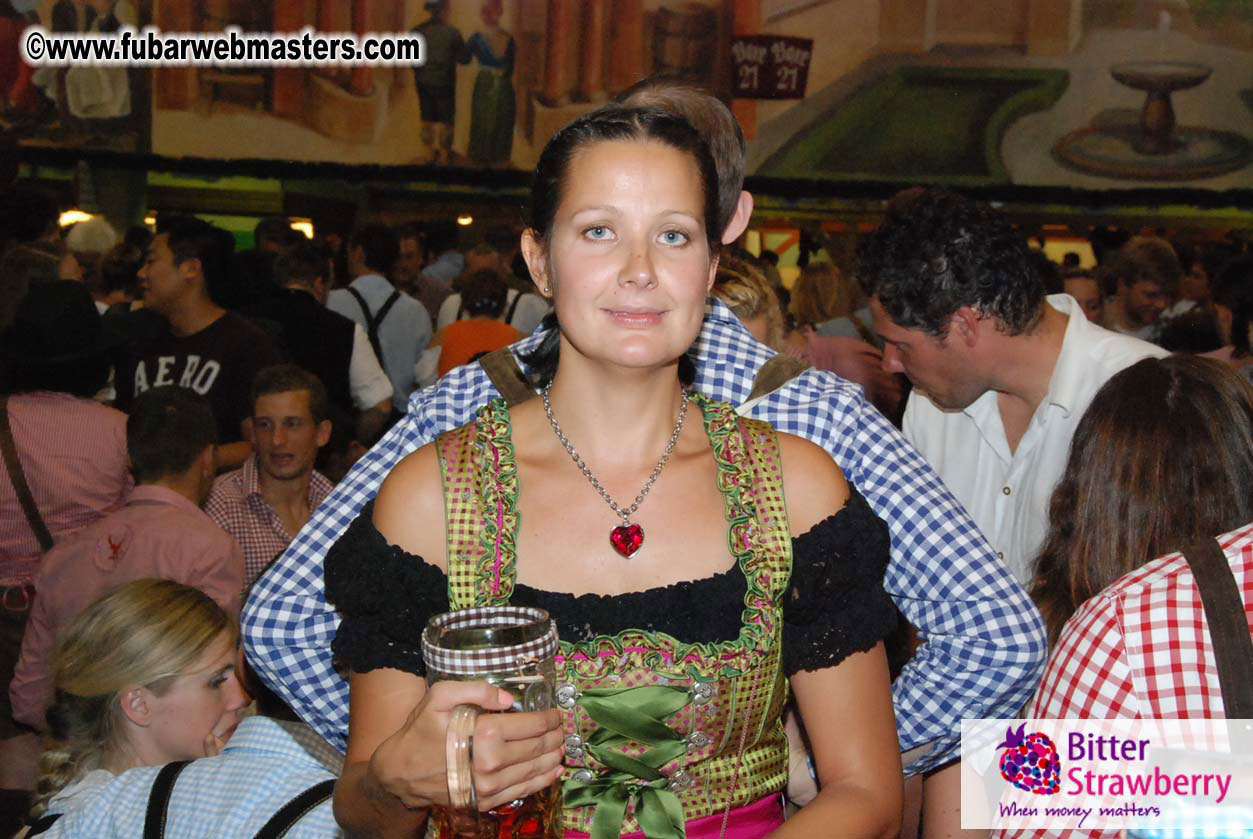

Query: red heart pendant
[609,523,644,558]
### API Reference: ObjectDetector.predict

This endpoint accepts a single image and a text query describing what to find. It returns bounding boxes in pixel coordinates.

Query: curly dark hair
[1030,355,1253,647]
[856,189,1046,338]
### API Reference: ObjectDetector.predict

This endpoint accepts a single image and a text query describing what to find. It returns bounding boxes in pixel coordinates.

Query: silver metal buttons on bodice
[691,681,715,704]
[668,769,695,791]
[564,734,585,760]
[685,731,710,749]
[555,683,579,709]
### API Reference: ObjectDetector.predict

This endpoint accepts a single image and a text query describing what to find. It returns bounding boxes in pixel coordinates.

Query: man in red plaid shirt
[996,520,1253,838]
[206,366,333,590]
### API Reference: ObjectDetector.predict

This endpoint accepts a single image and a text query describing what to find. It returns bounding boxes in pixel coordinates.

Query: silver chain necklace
[542,383,688,558]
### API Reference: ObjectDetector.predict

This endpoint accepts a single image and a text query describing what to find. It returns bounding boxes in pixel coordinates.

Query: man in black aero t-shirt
[116,216,282,470]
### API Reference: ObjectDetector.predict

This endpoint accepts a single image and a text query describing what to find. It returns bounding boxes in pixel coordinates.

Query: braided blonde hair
[29,579,236,819]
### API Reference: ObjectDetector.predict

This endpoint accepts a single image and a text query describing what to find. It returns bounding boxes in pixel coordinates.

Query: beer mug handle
[445,703,482,834]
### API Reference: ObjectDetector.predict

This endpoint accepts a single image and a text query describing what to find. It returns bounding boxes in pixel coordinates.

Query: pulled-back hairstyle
[616,76,745,237]
[857,188,1046,338]
[519,106,717,388]
[458,268,509,319]
[527,105,719,250]
[712,254,784,350]
[30,580,237,818]
[1030,356,1253,646]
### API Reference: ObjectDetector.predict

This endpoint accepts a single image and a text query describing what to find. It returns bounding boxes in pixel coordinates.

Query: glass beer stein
[421,606,562,839]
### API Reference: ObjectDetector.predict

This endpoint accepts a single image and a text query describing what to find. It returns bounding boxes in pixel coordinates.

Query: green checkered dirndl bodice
[436,394,792,838]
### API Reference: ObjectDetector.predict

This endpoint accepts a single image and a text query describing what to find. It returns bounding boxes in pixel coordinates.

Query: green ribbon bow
[563,685,694,839]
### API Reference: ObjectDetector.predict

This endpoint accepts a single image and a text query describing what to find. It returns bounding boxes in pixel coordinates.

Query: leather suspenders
[27,762,335,839]
[346,286,402,367]
[142,761,191,839]
[475,348,812,409]
[478,347,536,407]
[1182,538,1253,717]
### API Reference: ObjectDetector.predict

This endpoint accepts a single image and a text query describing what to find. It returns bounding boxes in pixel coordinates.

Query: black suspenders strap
[346,287,401,366]
[502,289,523,325]
[142,760,191,839]
[374,290,402,328]
[344,286,370,321]
[25,813,62,837]
[41,761,333,838]
[251,779,336,839]
[1181,538,1253,717]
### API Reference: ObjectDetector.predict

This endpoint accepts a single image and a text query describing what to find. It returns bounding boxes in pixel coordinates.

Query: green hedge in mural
[761,66,1069,185]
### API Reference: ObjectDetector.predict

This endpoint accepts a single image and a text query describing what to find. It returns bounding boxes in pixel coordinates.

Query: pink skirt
[564,794,785,839]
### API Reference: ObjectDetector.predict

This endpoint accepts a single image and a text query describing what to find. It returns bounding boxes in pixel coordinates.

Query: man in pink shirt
[0,283,132,590]
[9,386,244,731]
[0,281,132,828]
[206,365,333,590]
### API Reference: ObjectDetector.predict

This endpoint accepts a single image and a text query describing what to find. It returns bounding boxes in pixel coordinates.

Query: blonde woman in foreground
[20,579,246,835]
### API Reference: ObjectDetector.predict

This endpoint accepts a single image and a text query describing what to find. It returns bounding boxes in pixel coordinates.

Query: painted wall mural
[3,0,1250,190]
[1,0,149,153]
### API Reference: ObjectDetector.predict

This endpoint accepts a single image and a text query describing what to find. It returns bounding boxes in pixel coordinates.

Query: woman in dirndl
[327,105,903,839]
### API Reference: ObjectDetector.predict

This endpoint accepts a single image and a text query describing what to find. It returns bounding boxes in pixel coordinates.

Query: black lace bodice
[327,489,896,679]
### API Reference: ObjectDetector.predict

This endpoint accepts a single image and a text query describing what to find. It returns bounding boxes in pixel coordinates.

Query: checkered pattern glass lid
[422,606,559,677]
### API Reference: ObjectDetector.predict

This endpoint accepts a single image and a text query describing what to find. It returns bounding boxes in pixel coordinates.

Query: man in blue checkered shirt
[241,81,1046,780]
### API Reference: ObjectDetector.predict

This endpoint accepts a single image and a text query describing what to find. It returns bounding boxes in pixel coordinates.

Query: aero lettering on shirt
[133,355,222,396]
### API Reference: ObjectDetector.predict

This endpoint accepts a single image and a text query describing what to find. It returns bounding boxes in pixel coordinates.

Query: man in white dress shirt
[858,189,1167,586]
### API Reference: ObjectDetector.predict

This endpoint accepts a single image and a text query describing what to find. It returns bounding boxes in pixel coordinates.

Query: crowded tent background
[0,65,1251,839]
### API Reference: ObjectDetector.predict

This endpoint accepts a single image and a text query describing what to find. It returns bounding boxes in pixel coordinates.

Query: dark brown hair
[458,268,509,319]
[252,363,329,425]
[526,105,719,251]
[1107,236,1182,297]
[127,386,217,483]
[1031,355,1253,646]
[520,106,714,389]
[273,242,329,290]
[856,188,1046,338]
[616,77,745,238]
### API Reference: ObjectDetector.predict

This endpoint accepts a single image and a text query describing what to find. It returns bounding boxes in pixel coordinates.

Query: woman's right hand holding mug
[367,679,566,813]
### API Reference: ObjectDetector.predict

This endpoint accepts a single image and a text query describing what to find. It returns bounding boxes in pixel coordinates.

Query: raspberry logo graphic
[996,723,1061,795]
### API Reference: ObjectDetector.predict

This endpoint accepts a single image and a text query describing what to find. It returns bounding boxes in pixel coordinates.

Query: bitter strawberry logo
[997,723,1061,795]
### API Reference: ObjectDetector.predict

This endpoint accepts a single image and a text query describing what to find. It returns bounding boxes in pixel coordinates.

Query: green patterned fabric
[436,395,793,838]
